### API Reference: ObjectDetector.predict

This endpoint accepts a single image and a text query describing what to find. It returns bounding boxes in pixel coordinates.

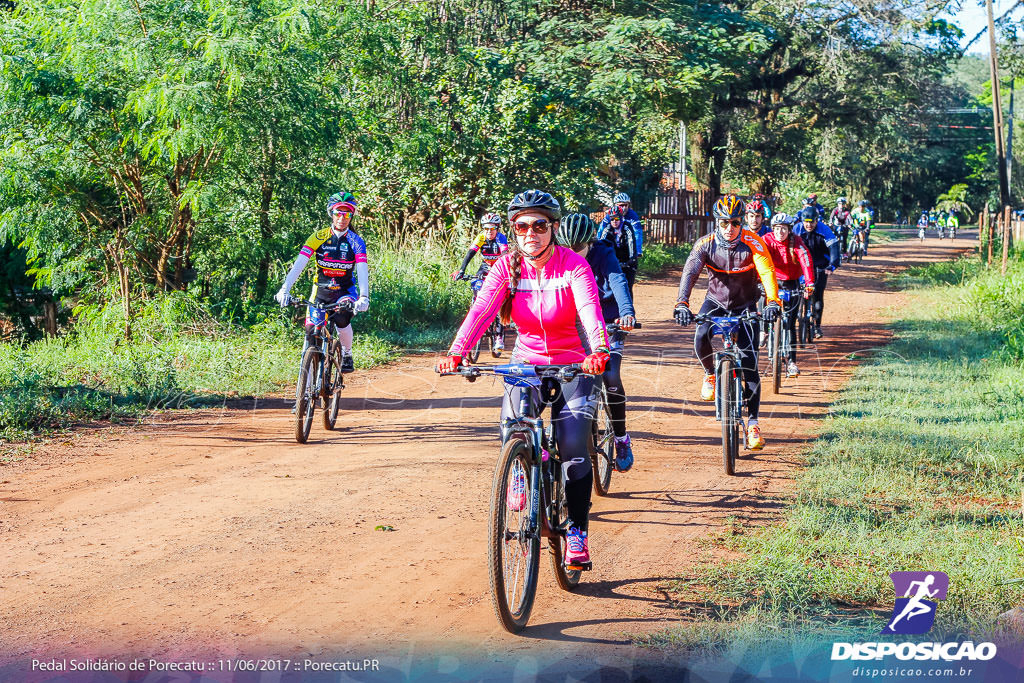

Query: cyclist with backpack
[598,207,640,296]
[672,195,782,451]
[556,213,637,472]
[438,190,610,569]
[829,197,853,258]
[275,192,369,374]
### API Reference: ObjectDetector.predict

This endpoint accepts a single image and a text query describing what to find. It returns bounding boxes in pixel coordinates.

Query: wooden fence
[642,187,714,246]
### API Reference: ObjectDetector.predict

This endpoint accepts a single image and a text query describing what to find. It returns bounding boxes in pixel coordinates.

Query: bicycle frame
[453,364,583,539]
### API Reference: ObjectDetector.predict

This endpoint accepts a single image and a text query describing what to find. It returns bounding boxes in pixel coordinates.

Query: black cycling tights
[694,300,761,421]
[501,374,598,531]
[602,346,627,438]
[811,269,829,329]
[778,280,803,362]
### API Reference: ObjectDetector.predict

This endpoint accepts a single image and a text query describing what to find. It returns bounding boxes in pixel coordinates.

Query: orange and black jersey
[677,230,780,310]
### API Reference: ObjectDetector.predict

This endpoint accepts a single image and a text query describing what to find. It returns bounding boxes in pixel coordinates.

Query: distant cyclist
[851,200,873,255]
[762,213,815,378]
[751,193,773,221]
[793,207,840,339]
[602,192,644,258]
[598,207,640,296]
[805,193,827,221]
[829,197,853,258]
[275,192,369,374]
[745,199,767,234]
[439,190,610,569]
[672,195,781,451]
[452,212,509,352]
[556,213,638,472]
[948,210,960,238]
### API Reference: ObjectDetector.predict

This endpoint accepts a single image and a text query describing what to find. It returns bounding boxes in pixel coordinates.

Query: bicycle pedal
[564,561,592,572]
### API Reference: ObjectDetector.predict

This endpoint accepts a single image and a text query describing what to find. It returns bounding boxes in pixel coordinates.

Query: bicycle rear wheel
[770,317,782,394]
[591,392,614,496]
[718,358,738,476]
[548,463,582,591]
[295,348,320,444]
[322,341,342,431]
[488,435,540,633]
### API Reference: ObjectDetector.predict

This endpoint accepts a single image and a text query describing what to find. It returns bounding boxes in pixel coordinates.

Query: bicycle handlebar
[289,298,354,312]
[439,363,585,383]
[691,310,762,325]
[606,321,642,333]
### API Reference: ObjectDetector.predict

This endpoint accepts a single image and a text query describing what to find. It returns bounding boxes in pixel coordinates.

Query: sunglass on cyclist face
[513,220,550,236]
[332,211,353,220]
[717,219,741,228]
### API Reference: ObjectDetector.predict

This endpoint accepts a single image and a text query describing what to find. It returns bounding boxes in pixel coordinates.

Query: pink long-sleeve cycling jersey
[448,246,609,364]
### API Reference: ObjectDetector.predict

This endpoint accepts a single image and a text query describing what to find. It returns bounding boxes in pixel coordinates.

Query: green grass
[637,242,691,278]
[650,251,1024,650]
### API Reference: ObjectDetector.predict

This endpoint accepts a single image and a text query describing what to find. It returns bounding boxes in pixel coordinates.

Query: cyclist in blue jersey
[793,207,840,339]
[557,213,638,472]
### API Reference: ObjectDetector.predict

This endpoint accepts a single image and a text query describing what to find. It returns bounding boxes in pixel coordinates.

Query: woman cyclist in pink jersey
[438,189,610,568]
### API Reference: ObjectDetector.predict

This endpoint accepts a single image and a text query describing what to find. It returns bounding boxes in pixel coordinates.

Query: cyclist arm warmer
[745,232,781,305]
[459,248,476,273]
[356,261,369,299]
[570,256,610,353]
[794,236,815,287]
[281,252,310,294]
[596,218,610,241]
[676,236,710,304]
[447,257,508,356]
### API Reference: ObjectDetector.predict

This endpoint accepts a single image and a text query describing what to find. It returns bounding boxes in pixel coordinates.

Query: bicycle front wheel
[295,348,320,444]
[770,317,782,395]
[322,341,342,431]
[488,435,541,633]
[718,358,738,476]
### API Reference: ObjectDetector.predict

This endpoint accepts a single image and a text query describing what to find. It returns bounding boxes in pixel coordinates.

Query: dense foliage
[0,0,1010,338]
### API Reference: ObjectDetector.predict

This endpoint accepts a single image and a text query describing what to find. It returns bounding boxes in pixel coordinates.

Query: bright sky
[944,0,1024,54]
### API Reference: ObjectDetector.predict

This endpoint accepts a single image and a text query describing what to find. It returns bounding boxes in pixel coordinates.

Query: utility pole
[1008,82,1014,195]
[987,0,1011,209]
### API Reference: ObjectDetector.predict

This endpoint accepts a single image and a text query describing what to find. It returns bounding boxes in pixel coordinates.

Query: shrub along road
[0,233,975,667]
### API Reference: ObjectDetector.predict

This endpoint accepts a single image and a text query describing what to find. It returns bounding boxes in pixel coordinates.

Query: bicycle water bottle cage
[779,289,792,302]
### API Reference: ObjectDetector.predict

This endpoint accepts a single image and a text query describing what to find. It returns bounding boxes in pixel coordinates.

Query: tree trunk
[254,138,277,301]
[688,109,728,206]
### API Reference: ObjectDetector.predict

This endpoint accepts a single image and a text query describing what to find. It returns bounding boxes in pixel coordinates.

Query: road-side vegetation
[646,250,1024,650]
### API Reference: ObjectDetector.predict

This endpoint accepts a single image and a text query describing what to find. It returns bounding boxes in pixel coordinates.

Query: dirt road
[0,233,973,669]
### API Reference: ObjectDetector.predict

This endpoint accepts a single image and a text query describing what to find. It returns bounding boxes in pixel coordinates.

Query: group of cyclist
[272,188,867,573]
[916,208,960,239]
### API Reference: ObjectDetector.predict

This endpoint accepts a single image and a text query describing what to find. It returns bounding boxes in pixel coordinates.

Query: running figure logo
[883,571,949,635]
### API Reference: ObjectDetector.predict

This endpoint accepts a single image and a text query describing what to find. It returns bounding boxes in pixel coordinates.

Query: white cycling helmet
[771,212,796,226]
[480,212,502,227]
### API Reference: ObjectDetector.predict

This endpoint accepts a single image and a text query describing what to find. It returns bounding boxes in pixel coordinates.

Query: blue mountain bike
[692,311,762,475]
